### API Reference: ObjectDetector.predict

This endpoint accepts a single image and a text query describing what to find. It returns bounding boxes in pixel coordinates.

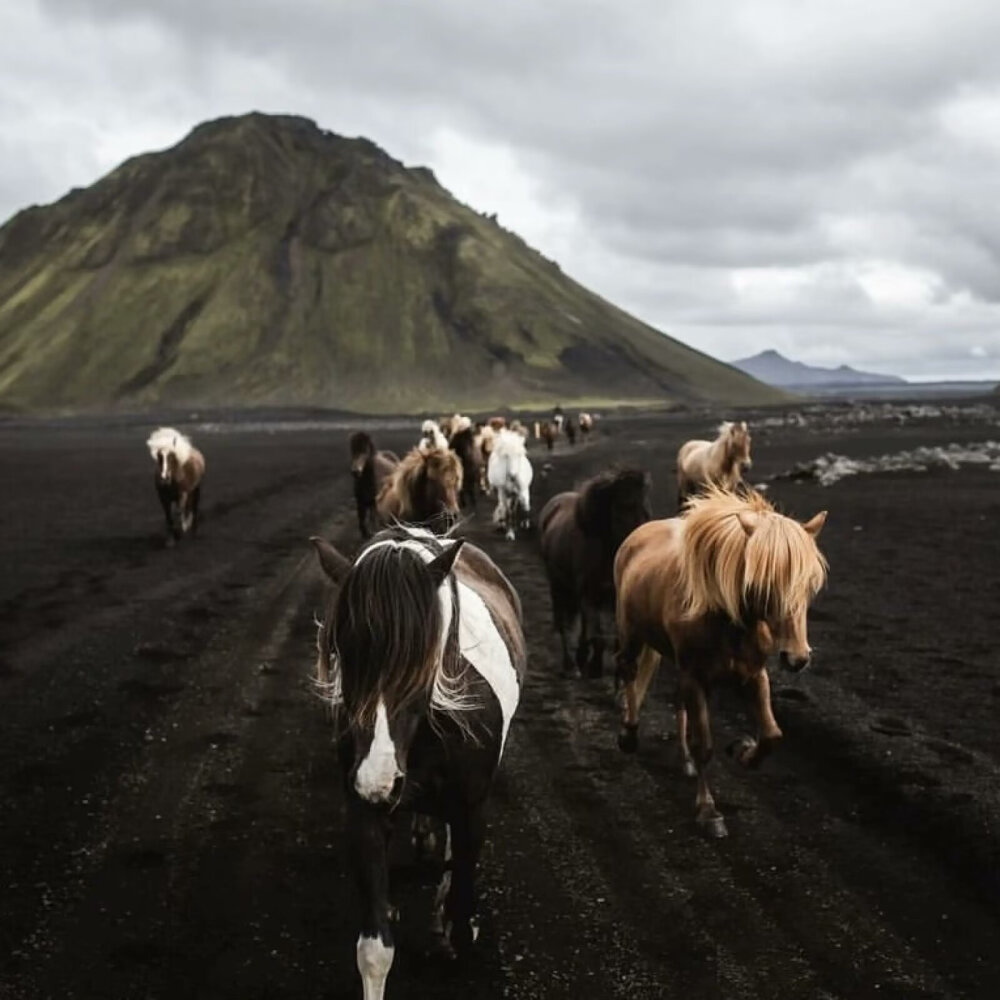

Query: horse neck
[711,435,739,477]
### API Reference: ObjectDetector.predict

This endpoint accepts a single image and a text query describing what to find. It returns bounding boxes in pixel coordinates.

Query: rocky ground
[1,400,999,999]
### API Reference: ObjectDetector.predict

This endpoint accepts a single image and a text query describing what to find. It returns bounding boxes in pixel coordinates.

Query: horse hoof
[449,916,479,956]
[681,758,697,779]
[698,814,728,839]
[585,659,603,679]
[618,724,639,754]
[504,530,515,541]
[727,735,759,768]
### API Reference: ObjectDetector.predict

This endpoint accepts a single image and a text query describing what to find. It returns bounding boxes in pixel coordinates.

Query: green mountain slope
[0,113,783,413]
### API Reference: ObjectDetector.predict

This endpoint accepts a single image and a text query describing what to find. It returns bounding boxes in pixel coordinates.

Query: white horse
[488,429,533,540]
[419,418,449,454]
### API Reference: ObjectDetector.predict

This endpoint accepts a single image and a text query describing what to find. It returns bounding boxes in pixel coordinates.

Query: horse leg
[616,635,646,752]
[191,485,202,535]
[583,602,606,678]
[552,589,578,677]
[411,812,437,861]
[575,606,590,675]
[683,674,727,838]
[444,803,486,955]
[178,491,194,535]
[728,668,783,769]
[157,486,176,546]
[675,694,697,778]
[349,801,395,1000]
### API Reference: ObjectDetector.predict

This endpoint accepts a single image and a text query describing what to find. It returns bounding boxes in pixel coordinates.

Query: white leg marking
[432,824,453,938]
[357,934,394,1000]
[354,700,401,804]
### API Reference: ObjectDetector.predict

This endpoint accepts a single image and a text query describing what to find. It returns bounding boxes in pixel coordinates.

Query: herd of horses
[146,415,827,1000]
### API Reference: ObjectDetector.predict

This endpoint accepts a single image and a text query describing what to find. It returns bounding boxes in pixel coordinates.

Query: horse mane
[323,527,478,731]
[494,428,527,459]
[680,486,827,623]
[575,467,649,536]
[331,544,442,729]
[147,427,192,465]
[380,446,462,519]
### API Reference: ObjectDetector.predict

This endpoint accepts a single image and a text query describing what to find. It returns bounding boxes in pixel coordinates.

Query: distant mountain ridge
[0,112,783,413]
[732,349,906,388]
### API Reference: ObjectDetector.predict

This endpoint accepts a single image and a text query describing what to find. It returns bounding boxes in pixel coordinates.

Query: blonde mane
[146,426,193,466]
[680,487,827,623]
[379,446,462,520]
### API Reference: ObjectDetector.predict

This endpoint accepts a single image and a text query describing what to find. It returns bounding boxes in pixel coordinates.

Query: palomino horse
[676,420,752,506]
[614,487,827,838]
[311,527,525,1000]
[487,428,533,540]
[146,427,205,546]
[349,432,399,539]
[539,468,651,677]
[377,446,462,532]
[473,423,496,494]
[578,412,594,436]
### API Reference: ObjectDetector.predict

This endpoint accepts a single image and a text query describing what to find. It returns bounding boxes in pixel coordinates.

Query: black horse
[448,423,480,512]
[539,467,651,677]
[349,432,399,539]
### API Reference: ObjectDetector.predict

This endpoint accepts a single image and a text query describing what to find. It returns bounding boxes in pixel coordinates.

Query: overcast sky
[5,1,1000,379]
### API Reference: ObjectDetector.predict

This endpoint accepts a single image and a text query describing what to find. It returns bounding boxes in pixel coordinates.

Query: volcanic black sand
[1,401,999,999]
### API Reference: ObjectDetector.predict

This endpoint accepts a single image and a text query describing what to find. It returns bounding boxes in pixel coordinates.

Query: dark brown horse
[447,417,480,512]
[349,432,399,539]
[539,468,651,677]
[377,446,463,532]
[311,527,525,997]
[146,427,205,546]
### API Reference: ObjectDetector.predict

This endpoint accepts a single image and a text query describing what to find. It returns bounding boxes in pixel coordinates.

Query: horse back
[454,543,527,682]
[615,518,686,640]
[373,451,398,486]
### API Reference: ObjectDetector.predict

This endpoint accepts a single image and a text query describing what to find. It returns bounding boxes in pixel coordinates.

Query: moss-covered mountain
[0,113,782,413]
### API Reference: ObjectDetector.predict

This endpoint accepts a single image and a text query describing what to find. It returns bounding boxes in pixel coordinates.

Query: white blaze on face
[357,934,394,1000]
[354,700,402,803]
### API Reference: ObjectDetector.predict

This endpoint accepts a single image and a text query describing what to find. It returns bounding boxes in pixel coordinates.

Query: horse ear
[737,511,759,536]
[310,536,351,584]
[427,540,465,586]
[802,510,828,537]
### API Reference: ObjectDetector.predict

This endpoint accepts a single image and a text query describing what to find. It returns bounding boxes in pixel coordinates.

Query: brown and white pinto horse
[377,446,463,532]
[614,487,827,838]
[349,432,399,539]
[311,527,525,1000]
[146,427,205,546]
[676,420,752,506]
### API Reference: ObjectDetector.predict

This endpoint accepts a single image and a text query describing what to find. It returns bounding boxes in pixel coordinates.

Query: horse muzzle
[779,651,810,673]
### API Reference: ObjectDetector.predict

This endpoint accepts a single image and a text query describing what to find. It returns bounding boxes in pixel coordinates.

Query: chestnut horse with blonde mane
[146,427,205,546]
[676,420,752,507]
[377,446,463,532]
[614,487,827,838]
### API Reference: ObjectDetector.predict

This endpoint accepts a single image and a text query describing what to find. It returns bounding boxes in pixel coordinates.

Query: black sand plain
[1,399,999,999]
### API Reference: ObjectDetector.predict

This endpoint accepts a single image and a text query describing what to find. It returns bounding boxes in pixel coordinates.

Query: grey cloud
[8,0,1000,377]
